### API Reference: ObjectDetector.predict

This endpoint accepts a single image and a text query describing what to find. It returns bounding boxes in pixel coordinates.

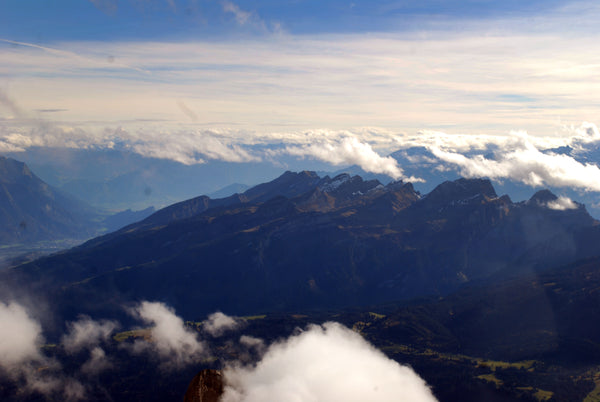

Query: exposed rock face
[184,369,224,402]
[424,177,497,205]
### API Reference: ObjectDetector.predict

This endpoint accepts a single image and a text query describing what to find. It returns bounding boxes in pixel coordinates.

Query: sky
[2,1,600,196]
[3,0,599,134]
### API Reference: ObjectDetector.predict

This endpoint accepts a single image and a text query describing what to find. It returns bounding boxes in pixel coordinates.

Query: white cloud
[427,130,600,192]
[547,196,578,210]
[0,301,43,368]
[221,1,253,26]
[283,136,420,180]
[61,317,118,377]
[129,301,207,369]
[203,311,242,337]
[239,335,265,350]
[5,8,600,135]
[221,322,437,402]
[81,346,113,376]
[62,316,118,354]
[0,301,89,400]
[571,121,600,143]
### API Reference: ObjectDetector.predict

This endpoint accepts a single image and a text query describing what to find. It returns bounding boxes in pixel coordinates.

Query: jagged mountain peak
[425,177,497,204]
[242,170,321,202]
[318,173,381,194]
[527,189,558,205]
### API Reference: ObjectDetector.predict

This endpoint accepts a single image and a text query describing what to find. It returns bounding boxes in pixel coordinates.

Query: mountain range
[6,169,600,327]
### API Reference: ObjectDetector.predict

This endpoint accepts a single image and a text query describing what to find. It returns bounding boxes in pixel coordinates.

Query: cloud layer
[283,136,409,180]
[426,125,600,192]
[221,322,437,402]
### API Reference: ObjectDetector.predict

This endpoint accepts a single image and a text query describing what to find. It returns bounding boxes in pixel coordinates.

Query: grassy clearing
[113,329,151,342]
[477,373,503,387]
[476,359,536,371]
[242,314,267,320]
[534,389,554,401]
[583,370,600,402]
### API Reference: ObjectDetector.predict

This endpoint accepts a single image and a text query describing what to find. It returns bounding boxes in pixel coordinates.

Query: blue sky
[2,0,600,197]
[0,0,577,41]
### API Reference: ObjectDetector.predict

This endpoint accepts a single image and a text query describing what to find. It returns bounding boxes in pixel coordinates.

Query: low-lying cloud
[1,300,440,401]
[0,301,87,400]
[547,196,578,211]
[203,311,242,337]
[221,322,437,402]
[129,301,207,369]
[61,316,119,376]
[0,301,43,369]
[62,316,118,354]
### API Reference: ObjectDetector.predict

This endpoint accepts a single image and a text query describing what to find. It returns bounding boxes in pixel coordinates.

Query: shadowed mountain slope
[5,172,600,324]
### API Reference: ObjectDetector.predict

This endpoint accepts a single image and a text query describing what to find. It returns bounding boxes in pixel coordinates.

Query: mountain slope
[0,156,99,243]
[363,254,600,365]
[5,172,600,324]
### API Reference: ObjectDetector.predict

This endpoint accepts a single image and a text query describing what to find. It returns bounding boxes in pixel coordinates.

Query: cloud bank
[221,322,437,402]
[427,127,600,192]
[283,136,415,180]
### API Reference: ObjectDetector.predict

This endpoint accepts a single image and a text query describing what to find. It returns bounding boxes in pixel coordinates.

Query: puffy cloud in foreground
[130,301,207,369]
[0,301,43,368]
[203,311,242,337]
[61,316,118,377]
[221,322,437,402]
[0,301,87,400]
[62,316,118,353]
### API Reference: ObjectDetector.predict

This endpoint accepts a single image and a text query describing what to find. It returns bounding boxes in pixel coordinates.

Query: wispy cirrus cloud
[3,2,600,134]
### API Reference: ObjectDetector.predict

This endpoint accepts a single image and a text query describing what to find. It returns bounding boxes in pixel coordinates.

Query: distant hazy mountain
[208,183,250,199]
[7,171,600,324]
[102,206,156,233]
[5,147,302,210]
[0,156,99,243]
